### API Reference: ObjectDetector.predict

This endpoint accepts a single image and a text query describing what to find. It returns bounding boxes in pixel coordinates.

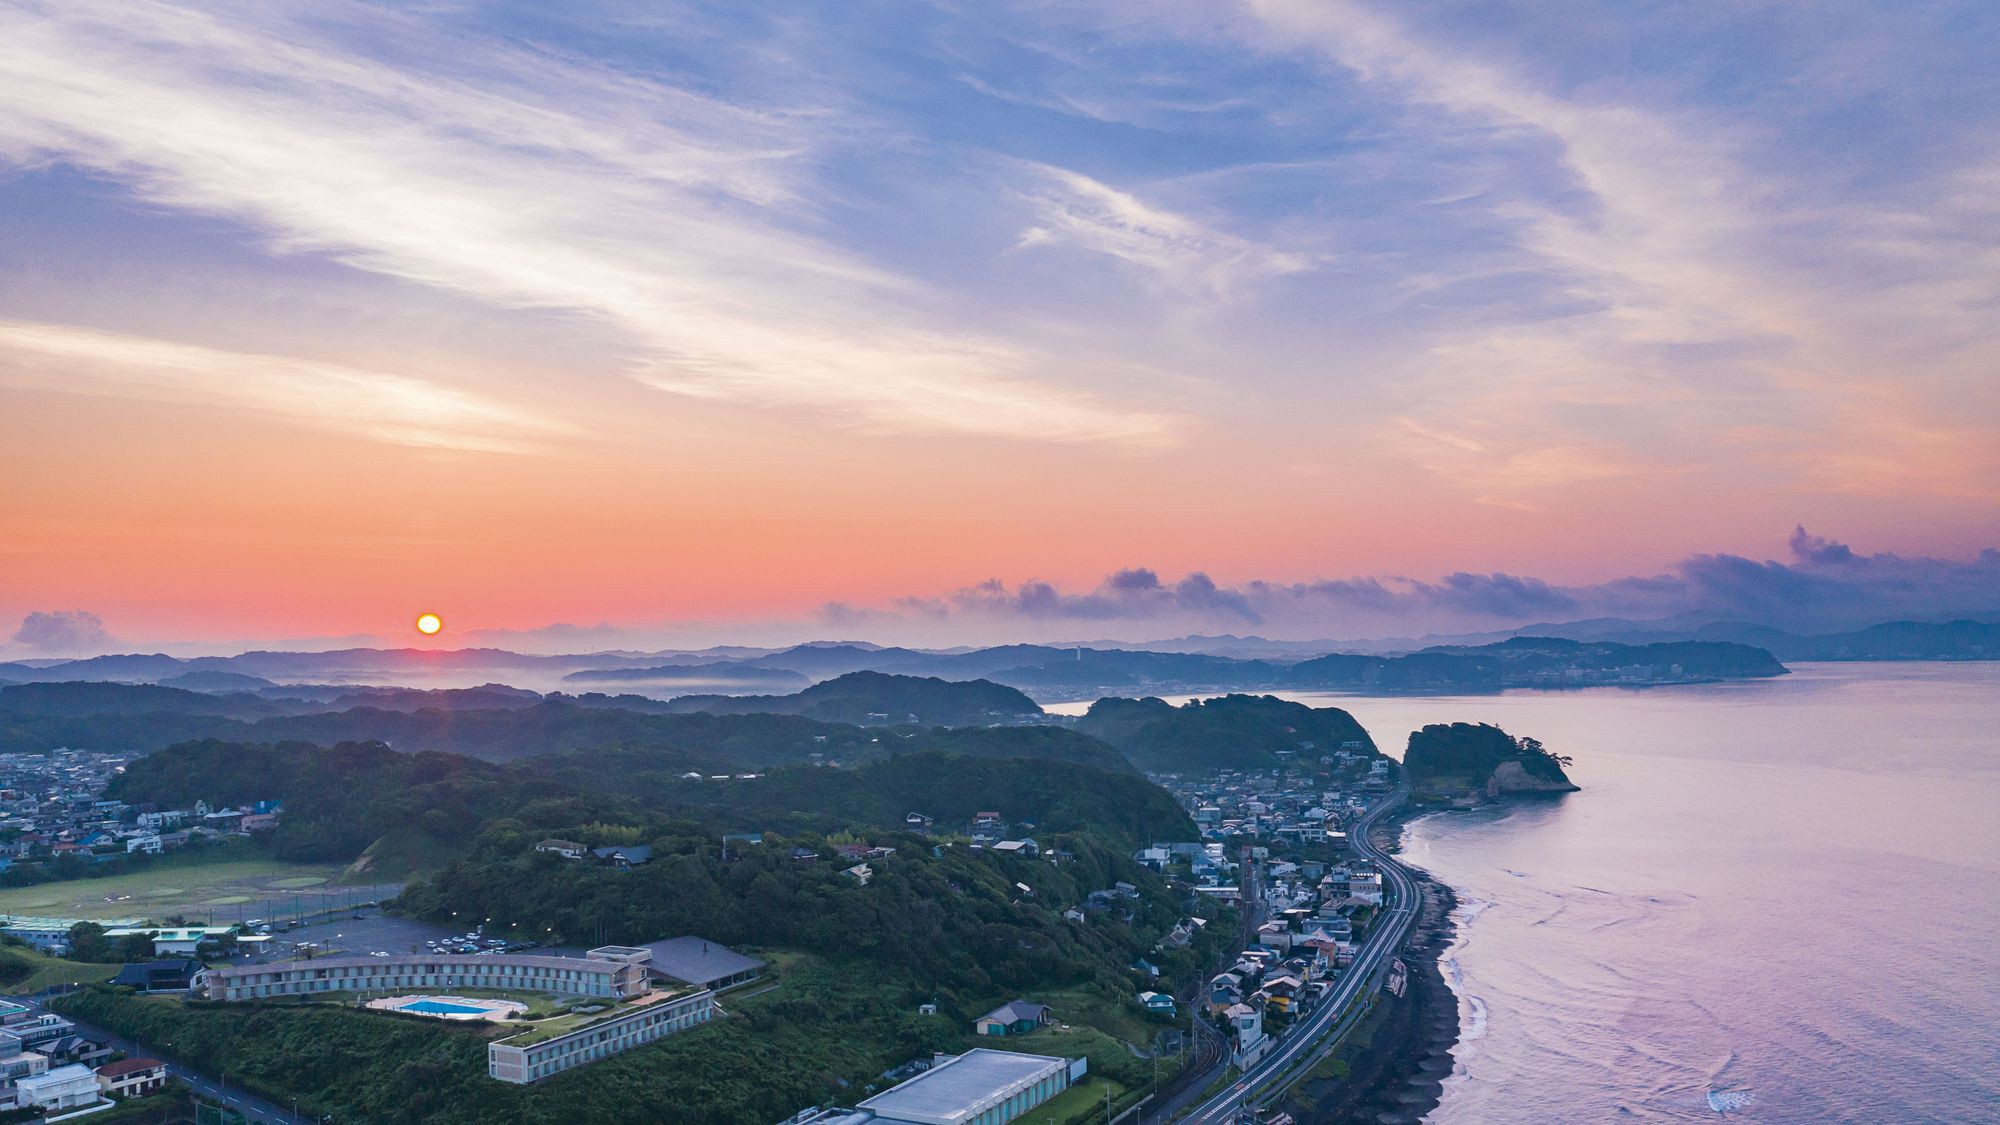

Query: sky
[1,1,1997,653]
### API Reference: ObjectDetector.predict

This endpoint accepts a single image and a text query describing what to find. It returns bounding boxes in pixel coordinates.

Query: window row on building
[487,991,715,1084]
[194,954,650,1002]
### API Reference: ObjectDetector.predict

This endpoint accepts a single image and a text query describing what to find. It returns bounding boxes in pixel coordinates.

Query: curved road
[1179,777,1419,1124]
[27,991,313,1124]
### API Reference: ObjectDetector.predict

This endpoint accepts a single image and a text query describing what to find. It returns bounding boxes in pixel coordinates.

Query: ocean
[1334,662,2000,1123]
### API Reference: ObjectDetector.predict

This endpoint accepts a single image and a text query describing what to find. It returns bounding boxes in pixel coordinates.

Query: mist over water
[1337,664,2000,1122]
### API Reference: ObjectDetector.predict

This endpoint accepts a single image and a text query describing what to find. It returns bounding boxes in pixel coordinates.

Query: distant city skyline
[2,2,1996,649]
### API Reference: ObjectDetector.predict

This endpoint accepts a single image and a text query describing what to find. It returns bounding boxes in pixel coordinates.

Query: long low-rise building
[195,945,718,1084]
[488,987,714,1084]
[193,947,651,1002]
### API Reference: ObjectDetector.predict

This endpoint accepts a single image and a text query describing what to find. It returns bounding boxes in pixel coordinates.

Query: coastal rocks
[1286,874,1461,1124]
[1487,759,1582,796]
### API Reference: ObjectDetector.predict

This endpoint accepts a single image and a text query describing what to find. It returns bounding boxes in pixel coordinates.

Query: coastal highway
[1178,777,1421,1124]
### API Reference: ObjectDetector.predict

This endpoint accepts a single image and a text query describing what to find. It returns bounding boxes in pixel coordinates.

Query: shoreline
[1285,807,1463,1124]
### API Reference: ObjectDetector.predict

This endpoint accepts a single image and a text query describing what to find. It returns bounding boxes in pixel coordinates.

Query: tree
[65,922,109,963]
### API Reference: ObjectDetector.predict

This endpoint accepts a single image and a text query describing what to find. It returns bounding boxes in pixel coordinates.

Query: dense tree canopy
[1078,694,1378,772]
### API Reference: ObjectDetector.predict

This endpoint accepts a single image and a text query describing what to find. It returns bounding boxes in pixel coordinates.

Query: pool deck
[364,994,526,1022]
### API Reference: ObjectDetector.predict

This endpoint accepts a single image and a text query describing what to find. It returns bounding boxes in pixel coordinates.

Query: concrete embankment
[1283,862,1461,1123]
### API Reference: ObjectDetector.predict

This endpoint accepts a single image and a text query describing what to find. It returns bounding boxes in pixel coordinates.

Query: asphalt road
[1178,778,1419,1124]
[27,991,315,1124]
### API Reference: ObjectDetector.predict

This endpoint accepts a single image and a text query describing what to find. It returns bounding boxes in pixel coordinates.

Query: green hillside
[1078,693,1378,772]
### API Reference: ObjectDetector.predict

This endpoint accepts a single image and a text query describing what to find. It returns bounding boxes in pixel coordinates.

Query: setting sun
[414,612,443,635]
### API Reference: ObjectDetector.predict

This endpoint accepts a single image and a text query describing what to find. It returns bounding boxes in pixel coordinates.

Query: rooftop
[641,936,764,987]
[858,1050,1069,1125]
[201,952,633,980]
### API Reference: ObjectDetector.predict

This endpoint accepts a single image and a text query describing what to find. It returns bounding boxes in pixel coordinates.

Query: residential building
[96,1057,168,1099]
[14,1064,101,1113]
[4,1014,74,1051]
[0,1030,50,1089]
[534,839,588,859]
[973,1001,1051,1036]
[592,845,653,868]
[1224,1003,1265,1064]
[110,959,203,992]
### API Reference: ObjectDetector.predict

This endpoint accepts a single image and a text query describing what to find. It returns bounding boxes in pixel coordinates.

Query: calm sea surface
[1053,662,2000,1122]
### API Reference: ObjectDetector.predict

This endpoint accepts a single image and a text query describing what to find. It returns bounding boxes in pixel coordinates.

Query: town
[0,731,1428,1125]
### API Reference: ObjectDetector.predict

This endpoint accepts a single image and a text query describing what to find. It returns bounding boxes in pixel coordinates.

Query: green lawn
[1034,1076,1127,1125]
[0,943,119,994]
[0,859,398,923]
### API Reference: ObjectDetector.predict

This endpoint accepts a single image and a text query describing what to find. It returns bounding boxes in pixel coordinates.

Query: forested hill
[0,682,1116,770]
[106,733,1167,867]
[396,814,1188,1004]
[1290,637,1785,690]
[655,670,1043,725]
[1078,693,1379,772]
[0,680,289,719]
[1402,722,1579,796]
[532,749,1191,843]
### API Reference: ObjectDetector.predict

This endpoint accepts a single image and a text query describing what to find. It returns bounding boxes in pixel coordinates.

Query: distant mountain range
[0,632,1809,701]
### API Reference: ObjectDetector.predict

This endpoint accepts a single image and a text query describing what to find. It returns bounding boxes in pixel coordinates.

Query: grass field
[0,944,118,994]
[0,859,398,923]
[1024,984,1176,1048]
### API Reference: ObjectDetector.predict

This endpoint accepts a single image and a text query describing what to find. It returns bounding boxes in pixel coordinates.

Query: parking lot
[208,909,549,965]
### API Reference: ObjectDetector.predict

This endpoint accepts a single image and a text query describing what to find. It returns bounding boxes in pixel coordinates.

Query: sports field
[0,859,403,924]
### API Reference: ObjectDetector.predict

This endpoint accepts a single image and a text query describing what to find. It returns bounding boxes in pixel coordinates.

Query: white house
[1223,1003,1266,1066]
[533,839,588,860]
[15,1064,102,1113]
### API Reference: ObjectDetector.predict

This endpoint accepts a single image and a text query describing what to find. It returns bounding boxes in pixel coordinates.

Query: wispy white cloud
[0,319,572,453]
[1226,0,2000,502]
[1014,162,1317,299]
[0,1,1181,448]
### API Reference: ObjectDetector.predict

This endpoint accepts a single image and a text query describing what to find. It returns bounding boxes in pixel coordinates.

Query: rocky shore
[1285,816,1462,1124]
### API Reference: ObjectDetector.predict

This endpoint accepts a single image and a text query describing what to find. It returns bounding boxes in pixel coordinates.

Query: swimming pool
[400,999,490,1016]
